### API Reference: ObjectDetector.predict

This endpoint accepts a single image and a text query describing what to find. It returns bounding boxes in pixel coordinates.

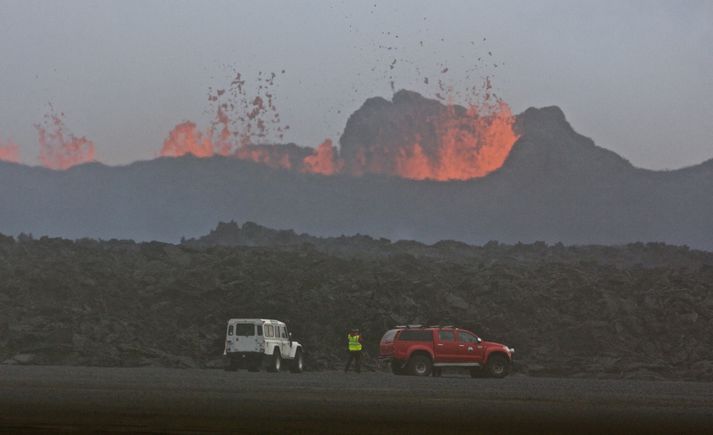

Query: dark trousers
[344,350,362,373]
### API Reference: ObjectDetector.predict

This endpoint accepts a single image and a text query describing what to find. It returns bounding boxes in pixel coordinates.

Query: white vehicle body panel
[224,318,301,359]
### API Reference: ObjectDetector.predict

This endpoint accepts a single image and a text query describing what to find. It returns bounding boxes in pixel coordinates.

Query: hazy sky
[0,0,711,169]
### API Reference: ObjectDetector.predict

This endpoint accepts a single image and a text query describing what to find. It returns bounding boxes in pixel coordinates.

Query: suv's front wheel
[290,349,304,373]
[407,355,433,376]
[268,349,282,373]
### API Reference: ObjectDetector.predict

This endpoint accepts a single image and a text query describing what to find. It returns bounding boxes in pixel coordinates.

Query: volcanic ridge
[0,91,712,248]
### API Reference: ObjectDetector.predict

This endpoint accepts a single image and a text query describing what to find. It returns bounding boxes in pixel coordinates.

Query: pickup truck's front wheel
[407,355,432,376]
[486,354,510,378]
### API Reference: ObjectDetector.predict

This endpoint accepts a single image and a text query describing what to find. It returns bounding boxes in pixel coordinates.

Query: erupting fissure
[348,99,518,181]
[159,71,342,175]
[159,71,518,181]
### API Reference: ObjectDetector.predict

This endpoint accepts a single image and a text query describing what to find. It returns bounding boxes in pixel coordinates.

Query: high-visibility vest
[348,334,362,351]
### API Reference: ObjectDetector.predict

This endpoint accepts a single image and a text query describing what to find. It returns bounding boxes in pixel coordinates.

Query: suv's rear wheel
[268,349,282,373]
[290,349,304,373]
[486,354,510,378]
[407,355,432,377]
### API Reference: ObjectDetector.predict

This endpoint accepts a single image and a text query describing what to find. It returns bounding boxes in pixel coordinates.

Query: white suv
[223,319,304,373]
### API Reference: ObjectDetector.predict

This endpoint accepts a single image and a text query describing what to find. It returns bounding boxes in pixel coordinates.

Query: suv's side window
[275,326,281,339]
[281,327,288,339]
[439,330,455,341]
[458,331,478,343]
[256,325,263,336]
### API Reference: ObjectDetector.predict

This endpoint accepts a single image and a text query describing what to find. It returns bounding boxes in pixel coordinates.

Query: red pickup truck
[379,326,514,378]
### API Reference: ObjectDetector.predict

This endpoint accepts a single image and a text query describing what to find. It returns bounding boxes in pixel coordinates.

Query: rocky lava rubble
[1,229,713,381]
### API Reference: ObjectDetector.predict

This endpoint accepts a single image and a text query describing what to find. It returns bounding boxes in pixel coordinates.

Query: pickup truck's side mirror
[477,337,482,343]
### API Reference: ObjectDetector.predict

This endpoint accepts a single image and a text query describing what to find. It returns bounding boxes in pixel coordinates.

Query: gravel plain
[1,365,712,434]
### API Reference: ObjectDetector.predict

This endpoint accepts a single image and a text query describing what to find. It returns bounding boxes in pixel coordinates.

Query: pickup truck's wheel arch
[406,352,433,376]
[485,353,511,378]
[267,348,282,372]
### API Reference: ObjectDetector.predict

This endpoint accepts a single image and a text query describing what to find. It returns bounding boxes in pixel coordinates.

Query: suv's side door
[277,325,291,358]
[434,329,460,363]
[456,330,485,364]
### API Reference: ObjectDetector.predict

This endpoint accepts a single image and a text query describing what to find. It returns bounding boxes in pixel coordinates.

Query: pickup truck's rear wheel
[407,355,432,377]
[290,349,304,373]
[267,350,282,373]
[486,354,510,378]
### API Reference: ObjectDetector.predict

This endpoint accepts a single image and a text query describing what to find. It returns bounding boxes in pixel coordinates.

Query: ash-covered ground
[1,223,712,382]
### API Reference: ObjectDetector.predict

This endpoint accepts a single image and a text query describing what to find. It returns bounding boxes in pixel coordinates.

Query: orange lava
[160,121,215,158]
[399,102,518,180]
[35,111,95,170]
[302,139,343,175]
[235,144,294,170]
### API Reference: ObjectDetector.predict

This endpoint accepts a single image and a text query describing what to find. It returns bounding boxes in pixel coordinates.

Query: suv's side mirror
[289,332,293,339]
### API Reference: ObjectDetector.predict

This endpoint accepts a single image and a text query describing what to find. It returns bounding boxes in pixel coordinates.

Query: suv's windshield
[235,324,255,336]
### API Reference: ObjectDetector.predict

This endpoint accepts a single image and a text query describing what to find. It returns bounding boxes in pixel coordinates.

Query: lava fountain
[35,108,95,170]
[0,136,20,163]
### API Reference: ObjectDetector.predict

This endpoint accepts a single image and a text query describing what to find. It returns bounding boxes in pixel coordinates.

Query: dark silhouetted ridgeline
[1,91,712,248]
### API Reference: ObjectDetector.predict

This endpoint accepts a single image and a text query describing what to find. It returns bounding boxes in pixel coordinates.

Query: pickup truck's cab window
[439,330,455,341]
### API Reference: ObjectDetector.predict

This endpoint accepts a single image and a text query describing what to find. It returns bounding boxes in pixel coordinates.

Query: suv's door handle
[436,343,444,346]
[458,344,464,347]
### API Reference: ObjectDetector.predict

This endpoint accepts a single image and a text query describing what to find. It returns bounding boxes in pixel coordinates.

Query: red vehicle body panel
[379,327,513,369]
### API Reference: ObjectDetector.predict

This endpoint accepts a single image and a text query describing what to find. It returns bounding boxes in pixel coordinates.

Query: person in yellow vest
[344,328,363,373]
